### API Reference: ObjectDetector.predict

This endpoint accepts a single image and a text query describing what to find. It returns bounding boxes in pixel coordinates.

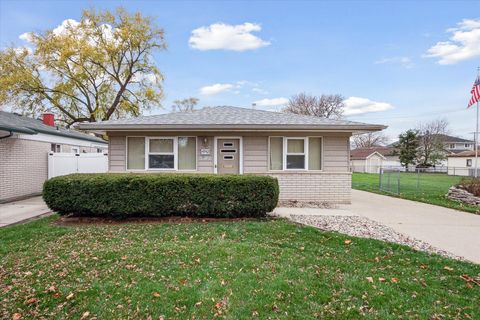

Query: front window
[127,137,145,170]
[148,138,175,169]
[178,137,196,170]
[286,138,306,169]
[127,137,197,171]
[465,144,470,148]
[269,137,322,170]
[467,159,472,167]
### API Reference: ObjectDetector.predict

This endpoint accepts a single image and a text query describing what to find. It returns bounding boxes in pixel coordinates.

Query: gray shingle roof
[0,111,108,144]
[78,106,386,131]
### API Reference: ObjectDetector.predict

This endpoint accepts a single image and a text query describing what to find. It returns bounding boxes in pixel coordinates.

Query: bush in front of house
[43,173,279,218]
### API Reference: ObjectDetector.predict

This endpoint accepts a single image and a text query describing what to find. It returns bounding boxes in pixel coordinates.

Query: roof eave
[77,123,387,133]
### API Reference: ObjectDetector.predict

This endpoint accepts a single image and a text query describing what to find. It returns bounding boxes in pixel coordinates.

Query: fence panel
[48,152,108,179]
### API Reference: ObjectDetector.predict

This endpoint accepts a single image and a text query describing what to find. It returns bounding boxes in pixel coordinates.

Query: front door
[217,139,240,174]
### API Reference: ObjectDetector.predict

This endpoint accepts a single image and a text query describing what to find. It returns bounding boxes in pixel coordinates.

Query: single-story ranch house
[0,111,108,202]
[78,106,386,203]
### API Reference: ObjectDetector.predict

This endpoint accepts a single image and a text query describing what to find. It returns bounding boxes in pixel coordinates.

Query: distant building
[447,151,480,176]
[350,147,400,173]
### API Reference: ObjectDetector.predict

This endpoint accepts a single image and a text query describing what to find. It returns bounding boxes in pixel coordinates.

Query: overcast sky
[1,0,479,141]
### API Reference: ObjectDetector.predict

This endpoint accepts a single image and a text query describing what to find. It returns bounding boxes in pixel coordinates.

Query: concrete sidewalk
[275,190,480,264]
[0,197,51,227]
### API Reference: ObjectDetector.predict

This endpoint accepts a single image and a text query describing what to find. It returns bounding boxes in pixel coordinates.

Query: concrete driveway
[0,197,51,227]
[343,190,480,264]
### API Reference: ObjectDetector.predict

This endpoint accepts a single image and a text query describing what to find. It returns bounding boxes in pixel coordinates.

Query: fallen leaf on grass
[344,240,352,245]
[46,285,56,293]
[366,277,374,283]
[66,293,74,300]
[378,277,386,282]
[12,313,22,320]
[152,292,161,298]
[391,278,399,283]
[25,298,38,305]
[80,311,90,320]
[444,266,454,272]
[195,301,202,307]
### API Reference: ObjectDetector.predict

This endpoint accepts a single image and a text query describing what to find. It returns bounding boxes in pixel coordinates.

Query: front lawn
[1,216,479,319]
[352,172,480,214]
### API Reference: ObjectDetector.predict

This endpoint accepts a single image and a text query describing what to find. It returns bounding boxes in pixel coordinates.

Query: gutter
[0,125,37,135]
[77,123,388,132]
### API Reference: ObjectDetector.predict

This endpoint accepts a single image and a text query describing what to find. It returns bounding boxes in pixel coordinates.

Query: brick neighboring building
[0,111,108,203]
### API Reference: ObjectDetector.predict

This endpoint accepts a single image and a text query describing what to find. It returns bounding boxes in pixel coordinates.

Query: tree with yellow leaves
[0,8,165,126]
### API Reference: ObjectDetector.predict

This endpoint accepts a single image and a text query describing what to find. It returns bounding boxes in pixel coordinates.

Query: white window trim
[147,137,177,170]
[268,136,323,172]
[71,147,80,154]
[213,136,243,174]
[126,136,198,172]
[284,137,307,170]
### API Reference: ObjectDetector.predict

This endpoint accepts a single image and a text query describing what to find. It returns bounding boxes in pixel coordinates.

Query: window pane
[308,137,322,170]
[149,155,174,169]
[150,138,173,153]
[127,137,145,170]
[269,137,283,170]
[287,139,304,153]
[286,155,305,169]
[178,137,196,170]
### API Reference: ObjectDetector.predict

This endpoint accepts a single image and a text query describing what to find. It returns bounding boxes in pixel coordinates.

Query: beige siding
[109,136,126,172]
[323,136,349,172]
[197,136,214,173]
[243,136,268,173]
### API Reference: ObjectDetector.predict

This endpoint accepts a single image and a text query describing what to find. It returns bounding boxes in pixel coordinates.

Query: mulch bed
[53,215,272,226]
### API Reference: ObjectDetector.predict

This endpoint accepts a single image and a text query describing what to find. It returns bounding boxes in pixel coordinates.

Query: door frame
[214,136,243,174]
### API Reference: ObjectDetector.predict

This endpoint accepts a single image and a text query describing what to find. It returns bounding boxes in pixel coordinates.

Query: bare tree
[352,132,389,149]
[416,118,449,166]
[172,97,199,112]
[283,93,344,119]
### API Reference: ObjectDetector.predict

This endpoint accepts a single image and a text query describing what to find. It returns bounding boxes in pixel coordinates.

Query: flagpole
[475,66,480,178]
[476,100,479,178]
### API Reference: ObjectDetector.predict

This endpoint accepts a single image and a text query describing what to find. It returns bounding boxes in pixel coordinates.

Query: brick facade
[267,172,351,203]
[0,137,102,203]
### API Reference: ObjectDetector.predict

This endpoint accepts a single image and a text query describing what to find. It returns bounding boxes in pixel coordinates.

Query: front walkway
[275,190,480,264]
[0,197,51,227]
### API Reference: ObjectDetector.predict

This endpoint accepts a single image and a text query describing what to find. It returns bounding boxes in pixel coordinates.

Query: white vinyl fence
[48,152,108,179]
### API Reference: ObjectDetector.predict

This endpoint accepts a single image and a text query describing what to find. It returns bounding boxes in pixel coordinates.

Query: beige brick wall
[0,137,104,202]
[266,172,352,203]
[0,138,50,202]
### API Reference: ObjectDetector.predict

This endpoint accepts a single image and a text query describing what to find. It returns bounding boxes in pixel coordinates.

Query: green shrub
[43,173,279,218]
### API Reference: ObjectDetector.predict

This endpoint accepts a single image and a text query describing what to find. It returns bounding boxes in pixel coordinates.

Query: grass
[352,172,480,214]
[1,216,479,319]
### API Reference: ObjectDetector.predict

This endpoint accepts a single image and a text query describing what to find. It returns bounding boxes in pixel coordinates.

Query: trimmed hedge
[43,173,279,218]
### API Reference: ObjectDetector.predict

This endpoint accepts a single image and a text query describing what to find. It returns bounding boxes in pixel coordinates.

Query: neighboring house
[440,135,475,154]
[447,151,480,176]
[78,106,386,203]
[0,111,108,202]
[350,147,400,173]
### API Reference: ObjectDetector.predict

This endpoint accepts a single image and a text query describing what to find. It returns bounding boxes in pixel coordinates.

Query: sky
[1,0,479,142]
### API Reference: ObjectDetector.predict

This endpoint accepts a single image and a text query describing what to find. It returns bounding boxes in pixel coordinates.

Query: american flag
[468,75,480,108]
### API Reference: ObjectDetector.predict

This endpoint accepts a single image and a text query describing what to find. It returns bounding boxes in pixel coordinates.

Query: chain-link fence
[351,167,472,199]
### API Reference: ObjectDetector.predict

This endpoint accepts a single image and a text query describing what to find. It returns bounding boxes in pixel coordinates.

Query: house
[350,147,400,173]
[0,111,108,202]
[447,150,480,176]
[78,106,386,203]
[440,134,475,154]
